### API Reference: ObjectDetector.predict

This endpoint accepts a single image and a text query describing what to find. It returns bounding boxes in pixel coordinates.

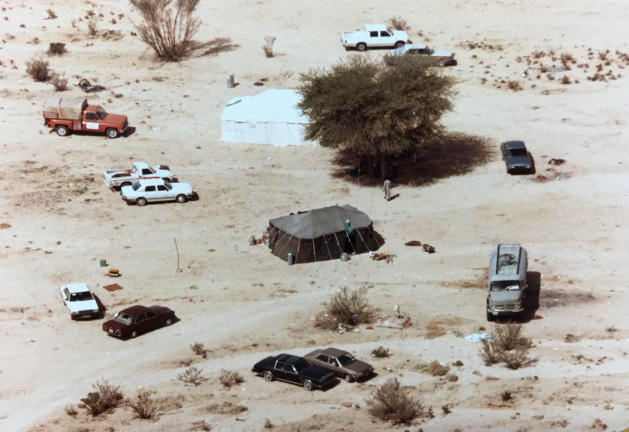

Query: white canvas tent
[220,89,314,146]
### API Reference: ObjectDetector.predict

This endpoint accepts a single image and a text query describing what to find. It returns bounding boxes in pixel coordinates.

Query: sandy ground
[1,0,629,431]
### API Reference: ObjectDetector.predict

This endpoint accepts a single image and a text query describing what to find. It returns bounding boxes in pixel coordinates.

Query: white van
[486,244,528,321]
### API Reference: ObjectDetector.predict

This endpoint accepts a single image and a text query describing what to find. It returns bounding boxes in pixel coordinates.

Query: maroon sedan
[102,305,175,339]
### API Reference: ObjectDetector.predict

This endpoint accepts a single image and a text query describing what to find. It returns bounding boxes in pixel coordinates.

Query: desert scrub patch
[190,342,207,358]
[219,369,244,388]
[262,35,277,58]
[79,379,124,416]
[177,366,203,385]
[480,324,537,369]
[25,57,51,82]
[388,16,409,31]
[371,346,391,358]
[128,389,159,419]
[367,378,429,425]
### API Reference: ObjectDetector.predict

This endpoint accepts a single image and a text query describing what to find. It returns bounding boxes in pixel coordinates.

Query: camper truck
[486,244,528,321]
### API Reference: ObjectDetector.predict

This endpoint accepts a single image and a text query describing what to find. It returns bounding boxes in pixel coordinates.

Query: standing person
[383,179,391,201]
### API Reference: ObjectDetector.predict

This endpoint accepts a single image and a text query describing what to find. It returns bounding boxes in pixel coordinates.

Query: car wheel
[136,197,147,206]
[165,318,173,326]
[56,125,69,137]
[356,43,367,52]
[487,311,494,322]
[263,371,274,382]
[176,194,187,203]
[130,330,138,338]
[394,41,405,49]
[106,128,120,139]
[344,373,355,383]
[303,380,314,391]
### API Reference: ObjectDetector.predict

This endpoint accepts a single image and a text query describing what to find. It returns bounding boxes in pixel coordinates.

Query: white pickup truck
[341,24,409,52]
[103,162,173,189]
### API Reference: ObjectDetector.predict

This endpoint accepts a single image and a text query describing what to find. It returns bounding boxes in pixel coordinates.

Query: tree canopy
[298,56,456,173]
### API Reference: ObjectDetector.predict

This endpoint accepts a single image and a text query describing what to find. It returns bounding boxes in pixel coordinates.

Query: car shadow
[93,294,107,319]
[122,126,136,137]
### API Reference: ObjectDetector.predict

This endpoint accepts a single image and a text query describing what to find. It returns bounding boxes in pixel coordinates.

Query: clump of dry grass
[51,74,69,91]
[219,369,244,388]
[371,346,391,358]
[177,366,203,385]
[367,378,428,425]
[128,389,159,419]
[507,80,522,91]
[480,324,536,370]
[263,35,276,58]
[560,75,571,85]
[87,16,98,36]
[427,360,450,376]
[46,9,57,19]
[25,57,51,82]
[327,285,375,327]
[79,379,124,416]
[47,42,67,55]
[388,16,409,31]
[190,342,207,358]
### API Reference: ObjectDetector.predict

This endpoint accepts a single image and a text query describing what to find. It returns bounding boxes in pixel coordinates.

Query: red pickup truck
[43,96,129,138]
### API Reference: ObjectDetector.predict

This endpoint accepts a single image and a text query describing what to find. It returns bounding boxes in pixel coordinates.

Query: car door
[273,361,290,381]
[144,185,157,202]
[378,30,392,47]
[155,184,170,202]
[83,112,100,132]
[327,356,343,375]
[143,310,159,331]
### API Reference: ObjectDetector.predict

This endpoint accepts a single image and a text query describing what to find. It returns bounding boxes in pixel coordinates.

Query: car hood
[104,113,128,125]
[170,183,193,193]
[302,365,335,381]
[66,298,98,313]
[343,359,373,374]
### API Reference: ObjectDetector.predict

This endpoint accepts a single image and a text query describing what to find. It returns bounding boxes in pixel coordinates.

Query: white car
[121,178,194,206]
[60,283,100,320]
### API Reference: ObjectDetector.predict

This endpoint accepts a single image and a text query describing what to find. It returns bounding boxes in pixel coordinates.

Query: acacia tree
[130,0,201,61]
[298,56,456,178]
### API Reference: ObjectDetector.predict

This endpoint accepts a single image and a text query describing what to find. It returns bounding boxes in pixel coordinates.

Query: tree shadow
[330,132,493,187]
[191,37,239,57]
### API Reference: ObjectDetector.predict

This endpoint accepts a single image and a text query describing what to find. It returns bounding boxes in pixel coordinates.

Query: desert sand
[1,0,629,431]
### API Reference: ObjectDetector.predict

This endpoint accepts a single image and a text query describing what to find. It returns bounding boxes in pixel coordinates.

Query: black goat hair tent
[267,205,382,263]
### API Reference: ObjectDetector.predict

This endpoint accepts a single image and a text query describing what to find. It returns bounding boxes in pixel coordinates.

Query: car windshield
[293,359,312,373]
[113,313,133,325]
[164,182,172,191]
[508,148,528,157]
[491,281,520,290]
[132,182,141,191]
[97,107,107,120]
[69,291,94,301]
[338,353,356,366]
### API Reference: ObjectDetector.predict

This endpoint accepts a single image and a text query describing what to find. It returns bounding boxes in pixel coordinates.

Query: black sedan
[102,305,175,339]
[500,140,533,174]
[252,354,337,391]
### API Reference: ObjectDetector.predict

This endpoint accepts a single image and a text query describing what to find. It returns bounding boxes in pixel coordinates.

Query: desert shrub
[219,369,244,388]
[371,346,390,358]
[25,57,51,82]
[262,35,276,58]
[507,80,522,91]
[130,0,201,61]
[190,342,207,358]
[64,404,78,416]
[441,404,451,415]
[367,378,427,424]
[427,361,449,376]
[87,16,98,36]
[128,389,159,419]
[177,366,203,384]
[560,75,571,85]
[264,418,274,428]
[48,42,67,55]
[388,16,408,31]
[560,52,574,70]
[79,379,124,416]
[480,324,536,369]
[501,390,512,402]
[46,9,57,19]
[51,74,69,91]
[445,373,458,382]
[327,286,375,326]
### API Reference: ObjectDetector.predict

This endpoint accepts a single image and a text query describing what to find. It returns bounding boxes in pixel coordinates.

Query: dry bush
[219,369,244,388]
[560,75,571,85]
[190,342,207,358]
[367,378,427,425]
[48,42,67,55]
[207,401,248,415]
[327,285,375,326]
[79,379,124,416]
[51,74,69,91]
[25,57,51,82]
[445,373,458,382]
[128,389,159,419]
[371,346,390,358]
[560,52,574,70]
[178,366,203,384]
[501,390,512,402]
[87,16,98,36]
[427,361,450,376]
[264,418,274,428]
[46,9,57,19]
[130,0,201,61]
[388,16,409,30]
[480,324,536,369]
[507,80,522,91]
[263,35,276,58]
[64,404,78,416]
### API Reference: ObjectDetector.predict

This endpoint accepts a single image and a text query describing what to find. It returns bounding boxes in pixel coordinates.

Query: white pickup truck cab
[341,24,408,52]
[104,162,173,190]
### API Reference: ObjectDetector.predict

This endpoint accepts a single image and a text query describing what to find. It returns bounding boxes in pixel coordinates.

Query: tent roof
[221,89,309,124]
[269,205,372,239]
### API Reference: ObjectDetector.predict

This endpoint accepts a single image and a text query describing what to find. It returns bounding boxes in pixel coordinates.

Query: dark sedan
[500,140,533,174]
[102,305,175,339]
[252,353,337,391]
